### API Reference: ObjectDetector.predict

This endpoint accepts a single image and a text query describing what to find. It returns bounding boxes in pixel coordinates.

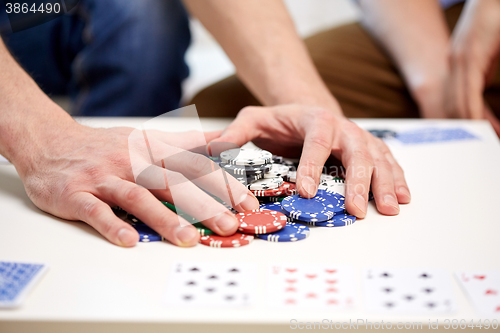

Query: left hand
[210,104,411,219]
[445,0,500,122]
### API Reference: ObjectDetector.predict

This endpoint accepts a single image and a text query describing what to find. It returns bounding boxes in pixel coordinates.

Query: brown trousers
[190,4,500,119]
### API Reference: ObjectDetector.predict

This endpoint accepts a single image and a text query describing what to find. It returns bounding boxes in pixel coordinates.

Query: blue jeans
[0,0,191,117]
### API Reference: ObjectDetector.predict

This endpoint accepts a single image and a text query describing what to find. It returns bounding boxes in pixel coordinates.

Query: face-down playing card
[164,261,256,307]
[363,268,456,314]
[455,271,500,318]
[0,261,49,308]
[266,263,356,309]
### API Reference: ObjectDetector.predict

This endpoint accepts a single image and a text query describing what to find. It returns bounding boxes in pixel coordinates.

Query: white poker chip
[220,148,272,166]
[286,171,296,183]
[264,163,289,179]
[320,174,334,181]
[318,178,345,196]
[248,177,284,191]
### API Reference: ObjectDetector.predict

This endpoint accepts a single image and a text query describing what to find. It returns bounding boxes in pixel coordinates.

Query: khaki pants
[190,3,500,119]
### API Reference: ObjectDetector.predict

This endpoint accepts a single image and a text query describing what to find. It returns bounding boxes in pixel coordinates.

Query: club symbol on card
[189,267,200,272]
[383,287,393,293]
[229,268,239,273]
[208,275,218,279]
[227,281,237,286]
[485,289,498,295]
[186,281,196,286]
[419,273,431,279]
[205,288,216,293]
[474,275,486,280]
[183,295,193,301]
[404,295,414,301]
[422,288,434,294]
[381,272,392,278]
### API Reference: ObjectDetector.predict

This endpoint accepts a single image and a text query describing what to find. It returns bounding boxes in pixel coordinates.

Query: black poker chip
[221,163,271,176]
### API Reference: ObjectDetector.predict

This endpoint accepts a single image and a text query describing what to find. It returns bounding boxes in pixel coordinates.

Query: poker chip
[318,178,345,196]
[258,196,285,203]
[192,222,215,236]
[237,209,287,234]
[222,163,271,176]
[321,190,346,214]
[272,155,284,164]
[133,224,163,242]
[256,222,310,242]
[250,181,294,197]
[199,233,254,248]
[260,201,297,222]
[286,171,296,183]
[320,174,335,181]
[264,164,289,179]
[281,189,339,222]
[220,148,272,166]
[304,213,356,227]
[248,177,283,191]
[234,174,263,186]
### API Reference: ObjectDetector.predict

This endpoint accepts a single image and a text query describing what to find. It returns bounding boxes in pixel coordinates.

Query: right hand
[14,120,259,247]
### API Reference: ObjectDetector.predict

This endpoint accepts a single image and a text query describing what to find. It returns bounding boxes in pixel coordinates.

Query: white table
[1,118,499,333]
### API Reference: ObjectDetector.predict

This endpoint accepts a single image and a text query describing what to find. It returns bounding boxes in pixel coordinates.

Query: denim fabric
[1,0,191,116]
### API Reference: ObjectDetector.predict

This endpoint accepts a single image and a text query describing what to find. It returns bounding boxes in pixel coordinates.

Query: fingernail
[118,228,137,246]
[399,187,411,200]
[384,195,400,210]
[215,211,238,233]
[176,226,198,244]
[302,176,317,197]
[240,193,260,211]
[353,194,367,214]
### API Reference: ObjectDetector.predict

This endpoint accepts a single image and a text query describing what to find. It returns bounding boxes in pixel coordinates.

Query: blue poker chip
[280,189,340,222]
[255,222,310,242]
[260,202,296,222]
[303,213,356,227]
[133,224,164,242]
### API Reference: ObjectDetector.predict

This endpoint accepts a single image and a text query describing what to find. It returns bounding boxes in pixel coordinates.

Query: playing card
[0,261,49,308]
[363,268,456,314]
[164,261,256,307]
[266,263,356,309]
[455,271,500,318]
[395,127,478,144]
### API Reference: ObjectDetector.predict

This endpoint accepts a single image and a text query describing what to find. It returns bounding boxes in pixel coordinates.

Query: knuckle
[352,149,373,165]
[80,200,101,221]
[308,135,332,152]
[122,186,149,205]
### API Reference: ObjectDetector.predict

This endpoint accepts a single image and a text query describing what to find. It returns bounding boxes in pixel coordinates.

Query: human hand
[14,122,259,247]
[445,0,500,121]
[210,104,411,218]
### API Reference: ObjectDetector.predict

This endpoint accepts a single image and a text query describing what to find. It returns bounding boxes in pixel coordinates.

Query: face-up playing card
[0,261,49,308]
[363,268,456,314]
[455,271,500,317]
[266,264,356,309]
[395,127,478,144]
[164,261,256,307]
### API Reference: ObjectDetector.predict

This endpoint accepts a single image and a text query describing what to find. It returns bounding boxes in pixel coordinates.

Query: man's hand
[445,0,500,122]
[210,105,411,219]
[14,122,259,247]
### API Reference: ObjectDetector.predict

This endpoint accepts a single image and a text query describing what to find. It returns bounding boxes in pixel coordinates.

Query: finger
[385,151,411,205]
[369,140,401,215]
[296,109,335,198]
[484,104,500,137]
[450,53,470,119]
[464,61,485,119]
[204,130,223,143]
[100,177,200,247]
[210,107,264,146]
[71,192,139,247]
[340,126,373,219]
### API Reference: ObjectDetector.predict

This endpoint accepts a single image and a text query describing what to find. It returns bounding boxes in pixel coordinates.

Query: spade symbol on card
[227,281,237,286]
[186,281,196,286]
[383,287,393,293]
[225,295,235,301]
[229,268,239,273]
[404,295,414,301]
[183,295,193,301]
[425,302,437,309]
[419,273,431,279]
[422,288,434,294]
[208,275,218,280]
[384,302,395,308]
[381,272,392,278]
[205,288,216,293]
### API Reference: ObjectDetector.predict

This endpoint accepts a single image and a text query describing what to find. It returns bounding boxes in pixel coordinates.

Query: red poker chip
[237,209,287,234]
[199,233,254,248]
[251,181,296,197]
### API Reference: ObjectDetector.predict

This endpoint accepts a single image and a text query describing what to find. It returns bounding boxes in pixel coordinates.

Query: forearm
[0,39,74,167]
[183,0,340,113]
[358,0,450,99]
